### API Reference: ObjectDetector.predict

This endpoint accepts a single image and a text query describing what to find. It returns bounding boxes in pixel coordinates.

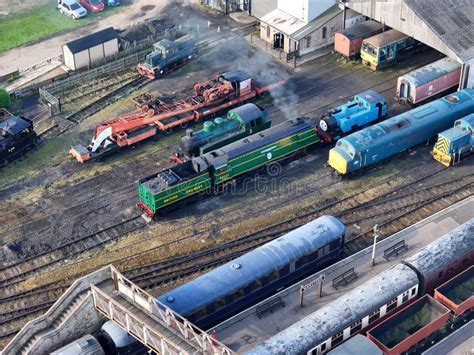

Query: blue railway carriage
[328,88,474,175]
[360,29,418,70]
[318,90,387,141]
[158,216,345,330]
[433,114,474,166]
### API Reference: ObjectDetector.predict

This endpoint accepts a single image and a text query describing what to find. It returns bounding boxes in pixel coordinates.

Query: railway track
[0,215,147,295]
[126,173,473,291]
[0,165,471,341]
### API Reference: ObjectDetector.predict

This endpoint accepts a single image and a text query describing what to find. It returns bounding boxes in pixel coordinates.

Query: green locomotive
[179,103,271,157]
[138,118,320,216]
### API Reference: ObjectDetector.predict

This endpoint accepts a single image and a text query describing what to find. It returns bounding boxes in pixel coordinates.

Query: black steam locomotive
[0,113,38,166]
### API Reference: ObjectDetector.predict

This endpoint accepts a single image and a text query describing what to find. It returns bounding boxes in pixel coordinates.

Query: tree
[0,86,11,109]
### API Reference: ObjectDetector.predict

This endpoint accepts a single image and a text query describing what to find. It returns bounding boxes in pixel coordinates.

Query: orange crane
[69,71,285,163]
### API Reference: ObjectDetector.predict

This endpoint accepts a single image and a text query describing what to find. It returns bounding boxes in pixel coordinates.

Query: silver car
[57,0,87,19]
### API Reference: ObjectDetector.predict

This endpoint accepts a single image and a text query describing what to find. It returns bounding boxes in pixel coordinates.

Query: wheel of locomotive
[266,162,282,177]
[319,116,337,133]
[166,128,173,134]
[180,122,189,128]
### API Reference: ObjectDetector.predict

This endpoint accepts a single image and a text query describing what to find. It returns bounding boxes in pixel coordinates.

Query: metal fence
[44,47,151,95]
[39,88,61,114]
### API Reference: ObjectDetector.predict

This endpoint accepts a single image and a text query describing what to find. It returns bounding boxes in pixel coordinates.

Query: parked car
[79,0,104,12]
[57,0,87,19]
[103,0,120,6]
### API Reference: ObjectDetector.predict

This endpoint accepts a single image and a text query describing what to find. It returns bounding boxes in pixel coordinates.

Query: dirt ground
[0,0,202,75]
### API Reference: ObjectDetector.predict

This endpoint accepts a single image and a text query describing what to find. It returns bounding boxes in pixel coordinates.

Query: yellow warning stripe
[434,137,450,154]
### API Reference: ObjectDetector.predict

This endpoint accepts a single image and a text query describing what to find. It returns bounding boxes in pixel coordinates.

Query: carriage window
[387,297,398,312]
[214,298,225,311]
[350,319,362,335]
[232,288,245,301]
[411,287,416,296]
[267,270,279,283]
[308,250,319,261]
[216,166,228,174]
[369,309,380,323]
[250,120,256,128]
[331,331,344,347]
[329,239,340,251]
[279,265,290,277]
[295,256,307,269]
[191,307,207,321]
[324,244,330,254]
[266,25,270,38]
[322,27,327,39]
[251,279,262,291]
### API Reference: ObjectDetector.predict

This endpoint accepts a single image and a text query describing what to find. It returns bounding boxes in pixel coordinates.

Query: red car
[79,0,104,12]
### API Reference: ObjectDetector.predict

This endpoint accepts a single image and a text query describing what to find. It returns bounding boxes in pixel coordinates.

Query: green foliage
[0,86,11,108]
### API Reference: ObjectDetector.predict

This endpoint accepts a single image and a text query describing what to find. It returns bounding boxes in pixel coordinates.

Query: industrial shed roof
[64,27,118,54]
[406,0,474,62]
[260,5,342,40]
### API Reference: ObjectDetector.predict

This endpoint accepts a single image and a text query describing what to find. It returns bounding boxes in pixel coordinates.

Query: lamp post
[370,224,379,267]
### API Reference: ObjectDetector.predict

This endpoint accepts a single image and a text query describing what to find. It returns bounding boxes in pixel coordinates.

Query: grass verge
[0,1,120,53]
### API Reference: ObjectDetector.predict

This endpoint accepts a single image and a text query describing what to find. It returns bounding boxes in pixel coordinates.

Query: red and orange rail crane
[70,71,285,163]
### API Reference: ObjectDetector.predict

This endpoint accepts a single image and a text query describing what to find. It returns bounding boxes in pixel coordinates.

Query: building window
[267,25,270,38]
[306,35,311,48]
[322,26,327,39]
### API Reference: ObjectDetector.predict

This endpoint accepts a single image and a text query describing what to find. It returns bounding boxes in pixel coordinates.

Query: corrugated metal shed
[405,0,474,62]
[158,216,345,315]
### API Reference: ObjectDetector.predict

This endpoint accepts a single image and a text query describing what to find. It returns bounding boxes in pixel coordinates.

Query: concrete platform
[213,197,474,352]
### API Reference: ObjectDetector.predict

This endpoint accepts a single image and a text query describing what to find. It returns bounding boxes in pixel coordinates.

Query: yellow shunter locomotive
[433,114,474,166]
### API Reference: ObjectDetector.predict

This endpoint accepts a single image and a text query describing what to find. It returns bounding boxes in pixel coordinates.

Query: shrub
[0,86,11,109]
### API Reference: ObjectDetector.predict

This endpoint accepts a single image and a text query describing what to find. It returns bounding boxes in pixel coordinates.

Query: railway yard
[0,0,473,354]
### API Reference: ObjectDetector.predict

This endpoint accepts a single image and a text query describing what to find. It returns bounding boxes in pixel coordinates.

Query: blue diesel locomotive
[328,88,474,175]
[158,216,346,330]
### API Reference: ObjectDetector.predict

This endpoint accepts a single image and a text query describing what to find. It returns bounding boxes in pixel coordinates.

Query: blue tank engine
[328,88,474,175]
[319,90,387,141]
[432,114,474,166]
[158,216,345,330]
